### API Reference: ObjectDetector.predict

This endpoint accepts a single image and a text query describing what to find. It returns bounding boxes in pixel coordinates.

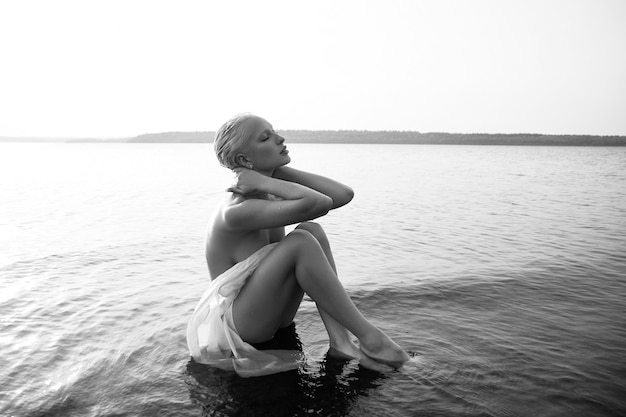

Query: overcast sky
[1,0,624,138]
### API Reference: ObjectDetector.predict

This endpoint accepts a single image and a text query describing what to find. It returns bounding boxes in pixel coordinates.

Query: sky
[1,0,625,138]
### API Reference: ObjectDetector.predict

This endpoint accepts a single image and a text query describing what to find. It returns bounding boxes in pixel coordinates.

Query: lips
[281,147,289,155]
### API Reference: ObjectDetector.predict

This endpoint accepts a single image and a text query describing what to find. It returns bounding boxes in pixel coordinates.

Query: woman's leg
[294,223,360,355]
[295,224,401,371]
[232,228,409,368]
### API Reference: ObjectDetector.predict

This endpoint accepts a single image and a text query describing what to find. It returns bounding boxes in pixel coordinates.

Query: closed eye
[260,129,273,141]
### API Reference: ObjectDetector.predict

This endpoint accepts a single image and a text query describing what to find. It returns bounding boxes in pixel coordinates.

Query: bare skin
[205,116,409,371]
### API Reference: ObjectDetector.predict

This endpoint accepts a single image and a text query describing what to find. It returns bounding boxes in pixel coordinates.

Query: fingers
[227,167,260,195]
[226,186,243,194]
[233,167,253,174]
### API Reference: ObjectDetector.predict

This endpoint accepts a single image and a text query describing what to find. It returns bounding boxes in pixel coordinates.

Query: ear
[236,153,253,169]
[235,153,247,166]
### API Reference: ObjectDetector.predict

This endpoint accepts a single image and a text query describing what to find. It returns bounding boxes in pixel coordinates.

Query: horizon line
[3,129,626,140]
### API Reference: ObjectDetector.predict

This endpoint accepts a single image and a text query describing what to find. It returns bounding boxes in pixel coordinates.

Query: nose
[275,133,285,144]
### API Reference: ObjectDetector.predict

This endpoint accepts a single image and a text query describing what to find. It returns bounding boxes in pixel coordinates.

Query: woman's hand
[222,168,333,231]
[226,168,267,196]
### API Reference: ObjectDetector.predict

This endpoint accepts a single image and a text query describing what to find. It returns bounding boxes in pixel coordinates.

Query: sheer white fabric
[187,243,304,377]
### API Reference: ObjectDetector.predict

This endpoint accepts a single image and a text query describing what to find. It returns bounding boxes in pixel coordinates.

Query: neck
[257,168,275,177]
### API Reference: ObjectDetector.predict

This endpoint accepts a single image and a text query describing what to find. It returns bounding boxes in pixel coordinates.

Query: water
[1,143,625,417]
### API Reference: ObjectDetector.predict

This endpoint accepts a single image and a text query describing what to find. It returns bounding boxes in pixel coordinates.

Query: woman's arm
[272,166,354,209]
[223,169,333,232]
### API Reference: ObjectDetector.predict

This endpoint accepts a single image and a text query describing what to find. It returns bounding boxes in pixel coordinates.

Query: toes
[327,346,358,360]
[358,355,394,373]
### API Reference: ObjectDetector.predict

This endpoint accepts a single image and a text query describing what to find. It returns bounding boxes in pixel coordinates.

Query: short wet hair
[213,113,259,170]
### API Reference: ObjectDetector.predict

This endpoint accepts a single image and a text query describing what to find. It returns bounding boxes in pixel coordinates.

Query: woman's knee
[295,221,328,244]
[285,228,323,255]
[286,228,317,244]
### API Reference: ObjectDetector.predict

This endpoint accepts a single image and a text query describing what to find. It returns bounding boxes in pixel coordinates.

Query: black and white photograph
[1,1,625,416]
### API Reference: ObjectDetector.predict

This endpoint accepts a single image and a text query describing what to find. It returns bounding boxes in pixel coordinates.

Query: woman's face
[239,117,290,173]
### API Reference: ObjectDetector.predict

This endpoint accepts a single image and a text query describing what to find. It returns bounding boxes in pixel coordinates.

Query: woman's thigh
[232,230,314,343]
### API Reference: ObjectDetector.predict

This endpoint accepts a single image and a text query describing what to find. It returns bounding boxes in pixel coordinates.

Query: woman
[187,113,409,376]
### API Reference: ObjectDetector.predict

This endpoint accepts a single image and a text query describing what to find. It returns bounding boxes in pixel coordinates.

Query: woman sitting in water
[187,113,409,376]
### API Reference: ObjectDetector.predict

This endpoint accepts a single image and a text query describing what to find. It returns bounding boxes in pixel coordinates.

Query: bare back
[205,193,283,279]
[204,166,346,279]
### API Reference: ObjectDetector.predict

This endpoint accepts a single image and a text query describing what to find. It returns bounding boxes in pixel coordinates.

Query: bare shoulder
[209,193,273,239]
[221,193,255,224]
[223,192,331,232]
[213,193,248,226]
[221,193,278,230]
[205,195,246,277]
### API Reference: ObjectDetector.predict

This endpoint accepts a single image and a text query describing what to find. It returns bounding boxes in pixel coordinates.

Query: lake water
[1,143,625,417]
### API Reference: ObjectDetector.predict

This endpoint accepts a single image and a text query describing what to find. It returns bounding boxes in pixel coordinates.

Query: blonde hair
[213,113,259,170]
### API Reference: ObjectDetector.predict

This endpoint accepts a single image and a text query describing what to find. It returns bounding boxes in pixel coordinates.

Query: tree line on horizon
[125,130,626,146]
[3,130,625,145]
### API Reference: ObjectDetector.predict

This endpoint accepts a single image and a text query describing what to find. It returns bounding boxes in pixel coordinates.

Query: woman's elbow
[320,195,334,213]
[310,195,333,217]
[333,187,354,209]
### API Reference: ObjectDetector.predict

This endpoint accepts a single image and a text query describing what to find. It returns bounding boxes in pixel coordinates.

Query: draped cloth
[186,243,304,377]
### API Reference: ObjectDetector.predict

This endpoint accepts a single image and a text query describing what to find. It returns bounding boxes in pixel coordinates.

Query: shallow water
[1,143,625,416]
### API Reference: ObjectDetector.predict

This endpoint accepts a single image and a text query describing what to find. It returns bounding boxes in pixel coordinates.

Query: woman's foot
[358,330,410,368]
[328,340,394,373]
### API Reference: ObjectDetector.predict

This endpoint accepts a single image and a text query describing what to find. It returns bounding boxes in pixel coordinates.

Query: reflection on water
[185,352,386,417]
[184,321,386,417]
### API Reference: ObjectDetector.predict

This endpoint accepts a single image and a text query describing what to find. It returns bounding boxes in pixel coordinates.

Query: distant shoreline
[2,130,626,146]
